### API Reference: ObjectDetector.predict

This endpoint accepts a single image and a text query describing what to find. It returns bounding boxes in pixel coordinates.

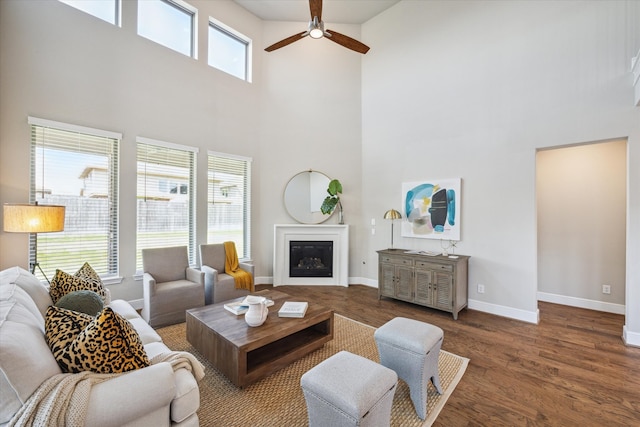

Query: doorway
[536,139,627,314]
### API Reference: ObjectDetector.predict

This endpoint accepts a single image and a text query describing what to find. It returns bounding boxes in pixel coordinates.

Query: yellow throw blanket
[224,241,254,292]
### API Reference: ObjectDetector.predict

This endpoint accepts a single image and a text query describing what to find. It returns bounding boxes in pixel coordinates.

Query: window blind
[207,152,251,259]
[136,139,197,269]
[29,119,120,281]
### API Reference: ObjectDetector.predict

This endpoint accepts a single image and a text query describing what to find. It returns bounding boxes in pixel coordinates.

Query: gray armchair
[199,243,254,305]
[142,246,205,328]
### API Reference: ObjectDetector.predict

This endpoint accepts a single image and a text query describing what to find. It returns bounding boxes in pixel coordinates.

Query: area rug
[156,315,469,427]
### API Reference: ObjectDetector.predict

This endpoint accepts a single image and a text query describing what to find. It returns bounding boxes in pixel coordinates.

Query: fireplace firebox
[289,241,333,278]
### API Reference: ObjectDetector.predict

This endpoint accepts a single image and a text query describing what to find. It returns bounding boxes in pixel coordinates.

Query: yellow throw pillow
[49,268,107,305]
[45,305,94,363]
[55,307,150,373]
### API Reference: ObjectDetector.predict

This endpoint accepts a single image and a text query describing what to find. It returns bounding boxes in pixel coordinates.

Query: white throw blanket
[9,351,205,427]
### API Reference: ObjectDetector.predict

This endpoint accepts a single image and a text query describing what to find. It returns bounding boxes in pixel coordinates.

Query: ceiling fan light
[309,28,323,39]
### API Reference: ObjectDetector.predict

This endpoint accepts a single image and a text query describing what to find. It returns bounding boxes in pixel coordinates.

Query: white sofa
[0,266,201,426]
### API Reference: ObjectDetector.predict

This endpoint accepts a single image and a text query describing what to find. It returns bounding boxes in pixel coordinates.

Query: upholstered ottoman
[374,317,443,420]
[300,351,398,427]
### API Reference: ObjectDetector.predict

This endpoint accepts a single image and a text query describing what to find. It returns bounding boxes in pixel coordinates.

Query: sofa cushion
[0,300,62,424]
[45,305,94,363]
[49,269,107,305]
[0,266,52,318]
[56,289,104,316]
[0,283,45,329]
[56,306,150,373]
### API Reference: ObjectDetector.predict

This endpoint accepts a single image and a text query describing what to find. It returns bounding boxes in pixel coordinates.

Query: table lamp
[383,209,402,249]
[3,202,65,282]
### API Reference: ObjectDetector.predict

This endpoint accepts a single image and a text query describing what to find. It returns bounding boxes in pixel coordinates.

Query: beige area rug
[156,314,469,427]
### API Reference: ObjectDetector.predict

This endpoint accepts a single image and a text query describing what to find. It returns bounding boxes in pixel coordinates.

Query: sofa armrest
[86,362,176,427]
[186,267,204,285]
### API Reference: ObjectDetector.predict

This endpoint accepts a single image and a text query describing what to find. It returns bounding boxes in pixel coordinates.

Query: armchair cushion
[142,246,190,283]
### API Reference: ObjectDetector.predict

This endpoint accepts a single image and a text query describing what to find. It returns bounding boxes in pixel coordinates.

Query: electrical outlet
[602,285,611,294]
[477,284,485,294]
[371,228,375,235]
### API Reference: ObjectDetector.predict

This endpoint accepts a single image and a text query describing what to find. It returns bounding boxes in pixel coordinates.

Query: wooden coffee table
[186,290,334,387]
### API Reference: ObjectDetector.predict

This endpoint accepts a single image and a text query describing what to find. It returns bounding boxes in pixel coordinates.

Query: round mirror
[284,170,332,224]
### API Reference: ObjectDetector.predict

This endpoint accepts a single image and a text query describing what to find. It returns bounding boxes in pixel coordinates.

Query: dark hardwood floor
[256,284,640,426]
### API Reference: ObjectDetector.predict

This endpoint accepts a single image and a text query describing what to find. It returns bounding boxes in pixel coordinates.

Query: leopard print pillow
[45,305,93,363]
[55,307,150,373]
[49,268,107,305]
[74,262,103,290]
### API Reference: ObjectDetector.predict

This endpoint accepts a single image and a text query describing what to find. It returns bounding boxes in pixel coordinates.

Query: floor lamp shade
[3,204,66,233]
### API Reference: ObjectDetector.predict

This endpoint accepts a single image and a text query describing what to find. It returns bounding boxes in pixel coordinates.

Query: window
[138,0,197,57]
[208,19,251,81]
[58,0,120,25]
[136,138,197,269]
[28,117,120,281]
[207,152,252,259]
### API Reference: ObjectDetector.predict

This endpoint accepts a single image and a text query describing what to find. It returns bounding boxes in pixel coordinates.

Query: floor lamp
[3,203,65,283]
[383,209,402,249]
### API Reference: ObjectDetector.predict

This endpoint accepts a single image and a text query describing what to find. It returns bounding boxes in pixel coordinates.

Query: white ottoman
[374,317,443,420]
[300,351,398,427]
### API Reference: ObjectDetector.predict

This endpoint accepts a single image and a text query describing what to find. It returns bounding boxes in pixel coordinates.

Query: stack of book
[278,301,308,318]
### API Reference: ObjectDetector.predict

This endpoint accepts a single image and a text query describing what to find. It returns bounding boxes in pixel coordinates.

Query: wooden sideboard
[377,249,470,320]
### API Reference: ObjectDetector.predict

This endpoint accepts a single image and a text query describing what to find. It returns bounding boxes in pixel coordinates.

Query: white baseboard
[255,276,272,285]
[623,326,640,347]
[350,277,377,288]
[468,298,540,324]
[537,292,625,315]
[129,298,143,310]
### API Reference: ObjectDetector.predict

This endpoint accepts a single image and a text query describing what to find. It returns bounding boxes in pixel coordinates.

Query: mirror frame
[283,170,333,224]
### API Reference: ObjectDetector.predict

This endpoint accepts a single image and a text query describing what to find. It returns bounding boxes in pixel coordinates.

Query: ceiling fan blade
[309,0,322,22]
[264,31,308,52]
[325,29,370,54]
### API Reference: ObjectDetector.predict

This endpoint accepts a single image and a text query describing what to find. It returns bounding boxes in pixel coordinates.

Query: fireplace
[289,241,333,278]
[273,224,349,286]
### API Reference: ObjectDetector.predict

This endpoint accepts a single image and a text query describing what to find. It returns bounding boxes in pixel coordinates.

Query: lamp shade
[383,209,402,220]
[3,204,65,233]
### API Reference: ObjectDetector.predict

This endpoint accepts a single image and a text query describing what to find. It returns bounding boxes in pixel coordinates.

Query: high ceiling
[233,0,401,24]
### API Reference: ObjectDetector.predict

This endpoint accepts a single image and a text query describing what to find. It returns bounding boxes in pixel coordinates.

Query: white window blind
[29,118,120,281]
[207,152,251,259]
[136,139,197,269]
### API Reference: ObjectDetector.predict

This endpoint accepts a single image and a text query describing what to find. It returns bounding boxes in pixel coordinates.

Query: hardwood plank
[257,284,640,426]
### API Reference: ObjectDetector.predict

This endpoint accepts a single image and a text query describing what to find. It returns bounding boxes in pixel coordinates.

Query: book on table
[224,297,274,315]
[278,301,308,318]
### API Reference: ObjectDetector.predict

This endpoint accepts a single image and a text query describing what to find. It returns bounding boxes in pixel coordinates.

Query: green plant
[320,179,342,215]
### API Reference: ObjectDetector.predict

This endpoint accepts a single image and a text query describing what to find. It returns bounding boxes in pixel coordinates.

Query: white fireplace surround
[274,224,349,286]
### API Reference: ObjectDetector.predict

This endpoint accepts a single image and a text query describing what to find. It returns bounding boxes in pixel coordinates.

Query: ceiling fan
[264,0,370,54]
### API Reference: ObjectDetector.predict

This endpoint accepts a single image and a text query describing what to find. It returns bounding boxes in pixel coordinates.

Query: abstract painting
[401,178,461,241]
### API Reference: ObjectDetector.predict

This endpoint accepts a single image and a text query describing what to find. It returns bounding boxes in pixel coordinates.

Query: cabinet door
[379,263,395,297]
[414,269,433,305]
[433,271,454,310]
[394,266,414,301]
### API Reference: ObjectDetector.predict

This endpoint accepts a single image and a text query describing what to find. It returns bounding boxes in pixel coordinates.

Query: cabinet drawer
[415,261,453,272]
[380,256,413,266]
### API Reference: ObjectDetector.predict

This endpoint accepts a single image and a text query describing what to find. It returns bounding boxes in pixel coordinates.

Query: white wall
[0,0,363,300]
[537,140,627,312]
[361,0,640,337]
